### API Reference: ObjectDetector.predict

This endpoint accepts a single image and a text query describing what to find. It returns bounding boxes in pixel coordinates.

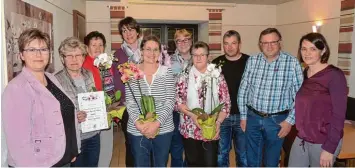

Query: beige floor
[109,125,237,167]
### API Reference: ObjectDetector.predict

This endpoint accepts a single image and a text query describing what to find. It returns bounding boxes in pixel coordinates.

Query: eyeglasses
[176,38,191,44]
[23,48,50,55]
[64,54,84,60]
[143,48,160,54]
[260,40,280,47]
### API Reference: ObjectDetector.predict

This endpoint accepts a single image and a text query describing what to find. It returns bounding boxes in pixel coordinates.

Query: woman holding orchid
[82,31,116,167]
[175,41,231,167]
[125,35,175,167]
[82,31,108,91]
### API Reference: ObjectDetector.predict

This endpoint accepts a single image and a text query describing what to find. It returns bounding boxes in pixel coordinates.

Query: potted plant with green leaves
[118,62,159,137]
[189,63,225,140]
[93,52,126,126]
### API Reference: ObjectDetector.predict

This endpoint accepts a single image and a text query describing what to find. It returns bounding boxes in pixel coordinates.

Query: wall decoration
[207,8,224,60]
[4,0,54,81]
[338,0,355,89]
[110,5,126,53]
[73,10,86,42]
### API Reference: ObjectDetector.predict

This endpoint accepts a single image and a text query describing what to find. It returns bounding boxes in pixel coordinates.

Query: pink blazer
[1,67,81,167]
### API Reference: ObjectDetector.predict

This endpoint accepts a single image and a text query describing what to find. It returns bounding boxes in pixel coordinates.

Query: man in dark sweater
[212,30,249,167]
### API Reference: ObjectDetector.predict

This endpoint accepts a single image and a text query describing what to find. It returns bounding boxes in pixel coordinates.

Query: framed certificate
[78,91,109,133]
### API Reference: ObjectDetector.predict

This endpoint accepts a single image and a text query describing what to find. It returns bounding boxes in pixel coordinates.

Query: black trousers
[121,109,134,167]
[183,137,218,167]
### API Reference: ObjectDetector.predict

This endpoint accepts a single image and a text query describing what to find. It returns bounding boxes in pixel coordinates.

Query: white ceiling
[86,0,295,5]
[148,0,295,5]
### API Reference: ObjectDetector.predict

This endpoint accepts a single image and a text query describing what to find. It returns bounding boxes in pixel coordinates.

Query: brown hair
[298,32,330,63]
[259,27,282,42]
[18,28,50,53]
[140,35,162,51]
[190,41,209,56]
[118,16,140,37]
[223,30,241,42]
[84,31,106,47]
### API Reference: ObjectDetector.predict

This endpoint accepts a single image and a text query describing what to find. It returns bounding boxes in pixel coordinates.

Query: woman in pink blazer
[2,28,81,167]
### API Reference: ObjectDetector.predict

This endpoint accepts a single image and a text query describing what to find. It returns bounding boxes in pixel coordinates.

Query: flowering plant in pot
[93,52,125,125]
[118,62,159,137]
[190,63,224,140]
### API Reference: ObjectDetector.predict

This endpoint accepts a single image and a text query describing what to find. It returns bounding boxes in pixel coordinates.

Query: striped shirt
[125,65,175,136]
[237,51,303,125]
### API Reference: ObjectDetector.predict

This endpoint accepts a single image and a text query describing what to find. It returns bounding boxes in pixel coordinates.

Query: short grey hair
[58,37,87,58]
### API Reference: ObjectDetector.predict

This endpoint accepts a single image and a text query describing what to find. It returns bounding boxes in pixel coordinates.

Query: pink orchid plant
[118,62,144,83]
[117,62,159,137]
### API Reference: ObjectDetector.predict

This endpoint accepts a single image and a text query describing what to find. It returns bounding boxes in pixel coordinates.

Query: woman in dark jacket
[111,16,142,166]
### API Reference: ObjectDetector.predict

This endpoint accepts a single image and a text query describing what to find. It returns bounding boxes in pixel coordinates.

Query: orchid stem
[137,80,148,116]
[127,82,143,115]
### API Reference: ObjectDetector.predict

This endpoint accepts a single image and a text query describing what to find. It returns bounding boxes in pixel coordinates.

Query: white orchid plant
[190,63,225,140]
[92,52,124,125]
[93,53,116,70]
[194,63,222,90]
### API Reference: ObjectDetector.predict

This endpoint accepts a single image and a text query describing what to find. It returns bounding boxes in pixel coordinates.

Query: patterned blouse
[175,67,231,140]
[170,50,192,79]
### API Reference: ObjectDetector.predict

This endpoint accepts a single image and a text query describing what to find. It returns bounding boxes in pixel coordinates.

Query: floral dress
[175,66,231,141]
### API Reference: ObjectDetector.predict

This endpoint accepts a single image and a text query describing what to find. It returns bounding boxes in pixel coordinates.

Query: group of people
[2,16,347,167]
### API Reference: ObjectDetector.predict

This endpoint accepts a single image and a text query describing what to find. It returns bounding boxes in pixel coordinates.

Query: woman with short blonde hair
[168,29,194,167]
[174,29,192,40]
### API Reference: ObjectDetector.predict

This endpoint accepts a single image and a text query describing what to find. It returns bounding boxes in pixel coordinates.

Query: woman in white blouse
[125,35,175,167]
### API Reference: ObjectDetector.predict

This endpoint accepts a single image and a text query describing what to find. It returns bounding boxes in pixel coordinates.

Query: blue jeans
[71,133,101,167]
[218,114,247,167]
[170,112,185,167]
[246,109,288,167]
[128,132,173,167]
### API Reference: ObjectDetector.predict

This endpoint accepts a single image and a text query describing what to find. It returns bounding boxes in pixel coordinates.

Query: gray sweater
[55,68,100,140]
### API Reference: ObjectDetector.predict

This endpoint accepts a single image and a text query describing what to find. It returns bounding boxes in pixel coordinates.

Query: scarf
[174,49,191,70]
[121,38,142,64]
